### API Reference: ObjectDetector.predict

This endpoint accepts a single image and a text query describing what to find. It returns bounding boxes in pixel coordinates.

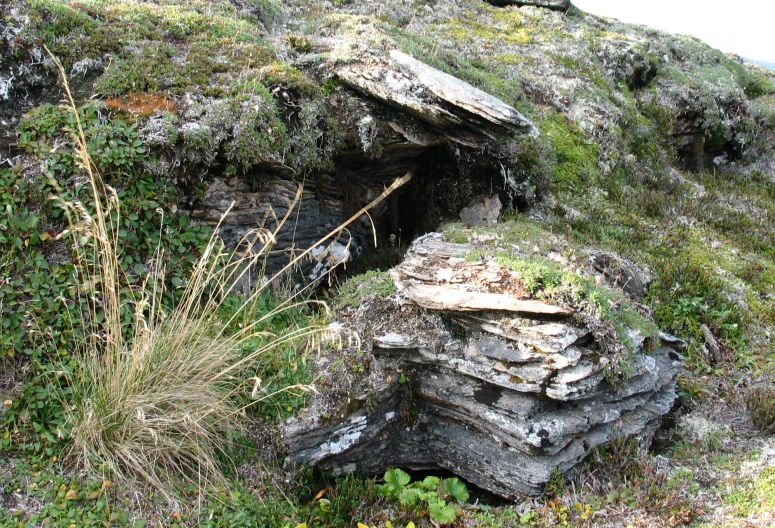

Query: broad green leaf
[384,467,410,486]
[420,476,440,490]
[444,477,469,502]
[428,499,457,524]
[398,487,423,506]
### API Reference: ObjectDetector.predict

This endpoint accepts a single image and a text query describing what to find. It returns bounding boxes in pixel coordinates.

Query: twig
[270,171,413,283]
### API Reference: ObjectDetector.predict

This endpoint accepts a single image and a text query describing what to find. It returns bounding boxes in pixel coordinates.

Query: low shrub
[745,386,775,434]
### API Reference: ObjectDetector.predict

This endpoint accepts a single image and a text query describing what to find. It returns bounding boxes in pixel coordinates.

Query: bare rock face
[283,234,685,498]
[485,0,571,10]
[459,195,503,227]
[588,250,652,302]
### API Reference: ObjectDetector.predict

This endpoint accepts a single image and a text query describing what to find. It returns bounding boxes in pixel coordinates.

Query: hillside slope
[2,0,775,526]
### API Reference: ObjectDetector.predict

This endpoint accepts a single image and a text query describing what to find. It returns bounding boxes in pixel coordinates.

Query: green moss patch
[334,270,396,309]
[537,111,600,193]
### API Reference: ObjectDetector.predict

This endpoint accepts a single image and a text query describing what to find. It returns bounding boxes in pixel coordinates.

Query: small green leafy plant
[378,468,469,525]
[334,270,396,309]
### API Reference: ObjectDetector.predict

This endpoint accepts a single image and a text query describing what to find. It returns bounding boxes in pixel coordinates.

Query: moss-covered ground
[2,0,775,525]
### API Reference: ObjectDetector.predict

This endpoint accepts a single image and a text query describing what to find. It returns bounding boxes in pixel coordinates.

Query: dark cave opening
[332,141,516,276]
[674,126,746,173]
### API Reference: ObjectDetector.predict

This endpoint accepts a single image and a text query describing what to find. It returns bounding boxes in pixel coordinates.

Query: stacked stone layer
[284,234,684,497]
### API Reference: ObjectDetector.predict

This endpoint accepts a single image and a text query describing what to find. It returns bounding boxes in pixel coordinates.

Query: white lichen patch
[678,411,732,444]
[315,415,368,460]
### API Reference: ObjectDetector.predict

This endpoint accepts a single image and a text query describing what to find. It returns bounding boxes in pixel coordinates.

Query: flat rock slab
[397,282,573,316]
[336,49,538,144]
[485,0,571,10]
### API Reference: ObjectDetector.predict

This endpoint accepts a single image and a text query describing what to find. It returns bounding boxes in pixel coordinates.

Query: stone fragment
[459,195,503,226]
[588,250,652,301]
[396,282,573,316]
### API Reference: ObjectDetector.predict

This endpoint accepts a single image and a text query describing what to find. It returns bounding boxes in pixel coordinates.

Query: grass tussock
[41,50,381,494]
[64,212,321,493]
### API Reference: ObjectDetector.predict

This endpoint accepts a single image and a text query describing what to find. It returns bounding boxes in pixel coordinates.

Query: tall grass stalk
[44,49,409,494]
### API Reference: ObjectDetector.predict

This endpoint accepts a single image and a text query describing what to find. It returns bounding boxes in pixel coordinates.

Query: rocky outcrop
[283,234,685,498]
[190,49,541,277]
[485,0,571,10]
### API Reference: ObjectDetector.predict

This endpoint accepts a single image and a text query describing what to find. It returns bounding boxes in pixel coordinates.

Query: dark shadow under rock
[189,48,542,282]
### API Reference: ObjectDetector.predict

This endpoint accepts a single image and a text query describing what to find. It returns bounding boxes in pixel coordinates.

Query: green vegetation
[287,34,313,53]
[17,0,342,177]
[535,111,600,193]
[18,101,147,184]
[745,386,775,433]
[441,15,533,46]
[25,0,275,74]
[377,468,469,524]
[1,39,325,527]
[23,68,323,500]
[333,270,396,309]
[725,466,775,517]
[3,0,775,525]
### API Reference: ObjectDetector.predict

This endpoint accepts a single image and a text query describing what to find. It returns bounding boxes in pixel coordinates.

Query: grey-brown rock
[588,250,652,302]
[336,49,538,144]
[459,195,503,227]
[485,0,571,10]
[283,234,685,498]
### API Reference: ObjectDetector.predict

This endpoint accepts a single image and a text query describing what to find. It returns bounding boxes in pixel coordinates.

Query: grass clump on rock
[334,270,397,309]
[45,62,324,493]
[483,250,658,385]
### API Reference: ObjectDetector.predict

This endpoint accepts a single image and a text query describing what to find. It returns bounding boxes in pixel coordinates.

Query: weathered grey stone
[282,234,685,498]
[459,194,503,226]
[337,50,538,142]
[485,0,571,10]
[588,250,652,302]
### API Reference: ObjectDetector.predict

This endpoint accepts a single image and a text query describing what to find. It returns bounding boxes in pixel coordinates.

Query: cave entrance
[333,141,515,275]
[675,130,745,173]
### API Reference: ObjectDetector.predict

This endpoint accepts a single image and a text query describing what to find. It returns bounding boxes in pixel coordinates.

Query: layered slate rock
[336,50,538,143]
[485,0,571,10]
[283,234,685,498]
[190,178,353,275]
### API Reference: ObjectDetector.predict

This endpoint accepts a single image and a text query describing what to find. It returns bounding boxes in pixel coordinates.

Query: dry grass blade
[43,49,410,497]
